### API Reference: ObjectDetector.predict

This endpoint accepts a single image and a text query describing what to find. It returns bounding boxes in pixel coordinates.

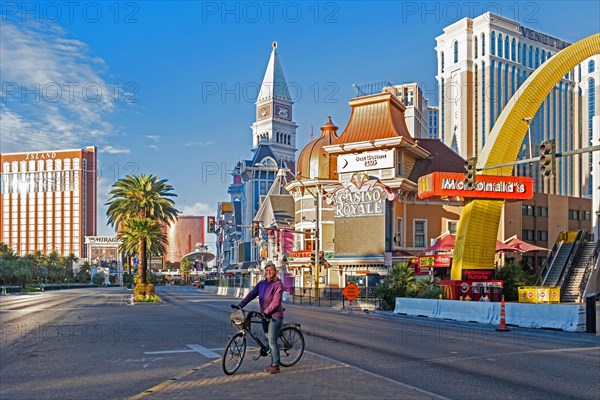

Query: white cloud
[0,19,122,152]
[101,146,131,154]
[185,141,213,147]
[148,144,158,150]
[146,135,160,141]
[178,202,214,216]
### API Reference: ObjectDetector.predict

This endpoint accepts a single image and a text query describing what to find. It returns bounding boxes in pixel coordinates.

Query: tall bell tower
[251,42,297,169]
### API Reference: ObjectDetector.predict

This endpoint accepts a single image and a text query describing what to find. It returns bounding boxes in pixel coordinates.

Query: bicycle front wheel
[278,326,304,367]
[222,332,246,375]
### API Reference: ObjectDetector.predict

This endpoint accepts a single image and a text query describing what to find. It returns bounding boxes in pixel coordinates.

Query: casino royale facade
[281,92,468,289]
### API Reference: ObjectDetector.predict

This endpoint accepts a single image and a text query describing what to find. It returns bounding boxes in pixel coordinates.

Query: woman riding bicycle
[236,261,284,374]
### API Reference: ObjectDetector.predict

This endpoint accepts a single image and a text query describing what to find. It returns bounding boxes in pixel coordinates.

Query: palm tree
[118,218,167,283]
[0,243,17,285]
[106,174,178,283]
[179,257,192,285]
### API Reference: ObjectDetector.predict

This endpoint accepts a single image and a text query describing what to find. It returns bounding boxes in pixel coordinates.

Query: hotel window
[528,46,533,68]
[413,220,427,248]
[491,31,495,55]
[473,36,478,58]
[582,211,591,221]
[568,209,580,220]
[537,231,548,242]
[497,33,502,58]
[441,52,444,72]
[504,36,509,60]
[447,221,458,235]
[522,204,535,217]
[481,33,485,56]
[396,218,403,246]
[453,41,458,63]
[536,206,548,217]
[522,230,534,241]
[588,59,595,73]
[535,48,539,68]
[511,39,516,61]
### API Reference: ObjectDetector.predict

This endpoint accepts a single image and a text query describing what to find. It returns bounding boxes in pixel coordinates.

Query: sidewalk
[129,349,443,400]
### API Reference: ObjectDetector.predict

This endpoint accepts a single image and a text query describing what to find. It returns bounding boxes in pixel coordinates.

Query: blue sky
[1,1,599,236]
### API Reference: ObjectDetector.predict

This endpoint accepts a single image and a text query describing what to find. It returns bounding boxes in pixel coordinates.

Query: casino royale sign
[327,173,396,218]
[334,189,384,217]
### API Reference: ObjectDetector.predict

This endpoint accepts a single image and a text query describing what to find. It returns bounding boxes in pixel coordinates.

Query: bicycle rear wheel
[278,326,304,367]
[222,332,246,375]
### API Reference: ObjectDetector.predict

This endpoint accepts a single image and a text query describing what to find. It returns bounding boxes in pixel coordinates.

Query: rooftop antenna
[310,125,314,141]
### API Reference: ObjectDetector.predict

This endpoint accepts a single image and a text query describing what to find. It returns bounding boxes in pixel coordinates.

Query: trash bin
[585,294,597,334]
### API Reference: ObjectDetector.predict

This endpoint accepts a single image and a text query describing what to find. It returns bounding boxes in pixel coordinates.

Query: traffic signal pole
[476,144,600,171]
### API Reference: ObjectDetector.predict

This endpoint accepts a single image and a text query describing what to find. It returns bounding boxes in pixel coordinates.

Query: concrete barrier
[394,298,439,318]
[393,297,586,332]
[437,300,497,324]
[505,303,585,332]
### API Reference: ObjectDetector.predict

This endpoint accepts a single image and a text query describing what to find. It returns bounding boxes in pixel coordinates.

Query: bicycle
[222,305,305,375]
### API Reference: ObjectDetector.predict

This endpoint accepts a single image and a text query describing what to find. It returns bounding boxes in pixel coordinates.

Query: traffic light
[318,251,324,265]
[207,216,216,233]
[539,140,556,177]
[464,157,477,190]
[252,221,260,237]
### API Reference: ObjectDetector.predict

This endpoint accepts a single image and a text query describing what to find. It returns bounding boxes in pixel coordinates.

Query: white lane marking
[144,344,221,358]
[185,344,221,358]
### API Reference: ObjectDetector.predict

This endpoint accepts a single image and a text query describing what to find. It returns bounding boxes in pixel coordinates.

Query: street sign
[342,282,361,302]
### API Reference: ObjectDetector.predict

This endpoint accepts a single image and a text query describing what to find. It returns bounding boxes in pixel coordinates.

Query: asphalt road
[1,286,599,400]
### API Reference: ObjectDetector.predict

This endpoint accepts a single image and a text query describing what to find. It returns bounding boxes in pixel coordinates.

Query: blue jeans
[262,317,283,365]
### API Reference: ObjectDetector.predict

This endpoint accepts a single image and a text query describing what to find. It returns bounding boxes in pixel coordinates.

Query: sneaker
[266,364,280,374]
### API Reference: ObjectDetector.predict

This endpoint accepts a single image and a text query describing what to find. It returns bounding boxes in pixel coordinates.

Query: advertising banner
[418,172,533,200]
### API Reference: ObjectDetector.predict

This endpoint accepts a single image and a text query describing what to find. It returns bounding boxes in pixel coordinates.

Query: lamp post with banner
[215,218,233,279]
[276,168,322,300]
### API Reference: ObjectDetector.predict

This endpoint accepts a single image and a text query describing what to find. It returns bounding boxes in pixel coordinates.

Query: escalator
[536,230,599,303]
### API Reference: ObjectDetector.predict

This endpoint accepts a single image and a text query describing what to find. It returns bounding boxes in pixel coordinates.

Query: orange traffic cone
[496,295,510,332]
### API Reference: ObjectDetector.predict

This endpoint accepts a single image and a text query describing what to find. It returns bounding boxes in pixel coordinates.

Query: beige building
[1,147,97,258]
[435,12,599,198]
[503,193,592,269]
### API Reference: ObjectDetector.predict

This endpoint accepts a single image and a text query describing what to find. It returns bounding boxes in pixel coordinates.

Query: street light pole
[523,117,534,159]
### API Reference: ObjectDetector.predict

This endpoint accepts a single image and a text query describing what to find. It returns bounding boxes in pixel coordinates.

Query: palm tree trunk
[138,237,147,284]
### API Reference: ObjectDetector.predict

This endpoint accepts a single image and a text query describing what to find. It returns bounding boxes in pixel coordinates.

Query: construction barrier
[518,286,560,303]
[549,287,561,303]
[393,297,586,332]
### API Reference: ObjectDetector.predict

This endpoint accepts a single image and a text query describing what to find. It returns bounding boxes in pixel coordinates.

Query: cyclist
[236,261,284,374]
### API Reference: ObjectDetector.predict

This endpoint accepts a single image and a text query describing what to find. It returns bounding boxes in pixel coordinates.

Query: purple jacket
[237,278,285,318]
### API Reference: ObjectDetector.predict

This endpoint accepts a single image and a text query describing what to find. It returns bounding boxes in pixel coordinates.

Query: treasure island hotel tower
[1,147,97,258]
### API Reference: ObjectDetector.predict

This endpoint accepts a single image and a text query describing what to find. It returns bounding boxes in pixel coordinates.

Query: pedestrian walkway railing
[286,287,381,310]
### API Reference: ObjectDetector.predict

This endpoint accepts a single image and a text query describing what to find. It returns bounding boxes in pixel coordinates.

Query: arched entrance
[451,33,600,280]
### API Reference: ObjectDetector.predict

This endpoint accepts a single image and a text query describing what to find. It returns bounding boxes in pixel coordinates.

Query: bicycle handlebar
[230,305,268,320]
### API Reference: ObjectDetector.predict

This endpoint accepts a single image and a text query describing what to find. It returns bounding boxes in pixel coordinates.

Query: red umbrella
[425,234,455,252]
[495,240,516,253]
[504,236,549,253]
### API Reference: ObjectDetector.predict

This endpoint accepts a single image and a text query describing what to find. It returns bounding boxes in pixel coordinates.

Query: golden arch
[451,33,600,280]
